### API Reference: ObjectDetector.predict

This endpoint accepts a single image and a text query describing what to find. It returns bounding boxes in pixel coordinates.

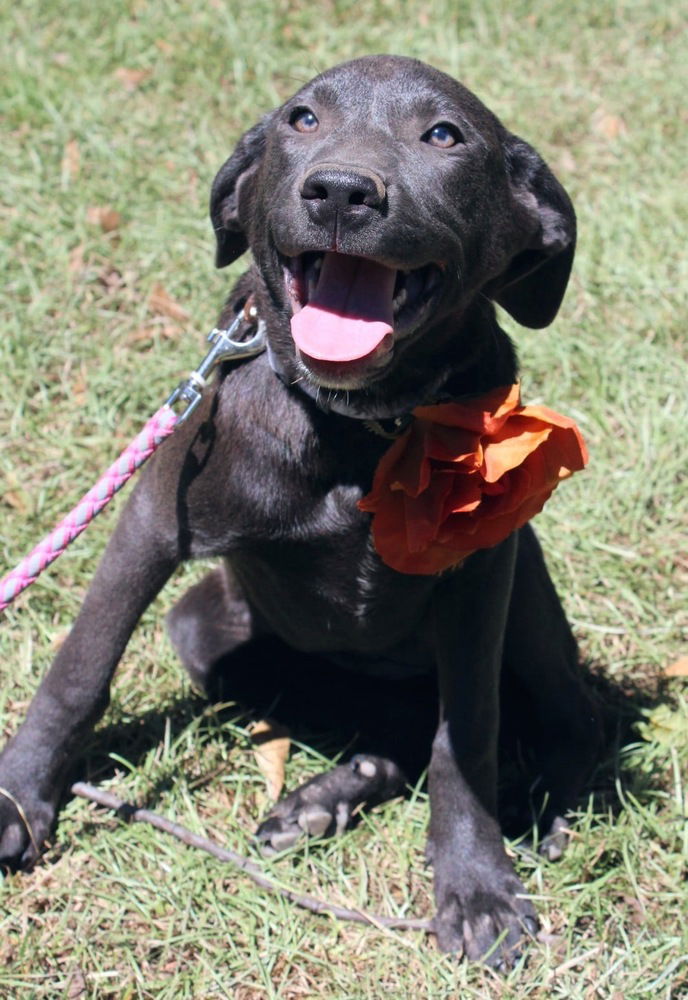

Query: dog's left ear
[489,135,576,329]
[210,114,272,268]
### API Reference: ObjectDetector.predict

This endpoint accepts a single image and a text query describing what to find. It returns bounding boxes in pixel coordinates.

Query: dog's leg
[428,535,538,967]
[166,564,255,696]
[169,568,409,851]
[0,483,178,869]
[502,524,601,857]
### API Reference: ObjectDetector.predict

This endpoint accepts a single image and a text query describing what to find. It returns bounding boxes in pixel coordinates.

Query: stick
[70,781,432,935]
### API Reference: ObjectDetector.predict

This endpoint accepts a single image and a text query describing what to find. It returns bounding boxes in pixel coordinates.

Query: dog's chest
[230,520,435,656]
[217,398,435,653]
[215,370,383,546]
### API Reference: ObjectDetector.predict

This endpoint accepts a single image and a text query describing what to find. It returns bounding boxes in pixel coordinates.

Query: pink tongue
[290,253,396,362]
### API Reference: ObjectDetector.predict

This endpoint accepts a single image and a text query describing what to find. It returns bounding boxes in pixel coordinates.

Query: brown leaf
[148,282,190,322]
[249,719,290,801]
[72,363,88,405]
[2,491,28,513]
[123,324,179,350]
[50,629,70,652]
[61,139,80,183]
[2,471,29,513]
[557,150,577,174]
[113,66,152,91]
[68,244,85,275]
[187,167,199,202]
[66,968,88,998]
[621,894,646,925]
[124,326,157,347]
[96,262,124,291]
[665,656,688,678]
[591,110,628,139]
[86,205,122,233]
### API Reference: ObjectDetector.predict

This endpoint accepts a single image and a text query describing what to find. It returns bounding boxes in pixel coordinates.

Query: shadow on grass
[73,636,438,792]
[584,663,670,808]
[68,636,669,838]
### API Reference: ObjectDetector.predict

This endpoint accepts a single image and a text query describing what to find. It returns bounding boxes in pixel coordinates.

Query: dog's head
[210,56,575,417]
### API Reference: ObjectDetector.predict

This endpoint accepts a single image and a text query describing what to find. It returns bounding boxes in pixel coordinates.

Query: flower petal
[482,419,553,481]
[414,384,521,434]
[358,383,588,575]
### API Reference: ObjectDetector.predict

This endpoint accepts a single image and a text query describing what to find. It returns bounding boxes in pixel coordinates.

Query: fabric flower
[358,384,588,574]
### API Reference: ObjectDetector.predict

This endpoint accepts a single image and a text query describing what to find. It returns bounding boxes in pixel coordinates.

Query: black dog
[0,56,599,966]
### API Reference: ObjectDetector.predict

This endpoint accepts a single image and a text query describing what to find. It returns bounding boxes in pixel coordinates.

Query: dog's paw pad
[256,802,339,852]
[268,827,301,852]
[351,756,377,778]
[255,816,302,854]
[297,804,333,837]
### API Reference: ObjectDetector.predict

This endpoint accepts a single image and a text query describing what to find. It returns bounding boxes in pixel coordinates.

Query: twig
[70,781,432,935]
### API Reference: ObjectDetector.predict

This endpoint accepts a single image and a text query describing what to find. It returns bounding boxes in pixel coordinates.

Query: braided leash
[0,406,178,612]
[0,310,265,614]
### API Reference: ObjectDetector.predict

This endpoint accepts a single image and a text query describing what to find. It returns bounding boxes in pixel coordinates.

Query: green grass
[1,0,687,996]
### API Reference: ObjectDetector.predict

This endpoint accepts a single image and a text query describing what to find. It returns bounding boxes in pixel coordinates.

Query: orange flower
[358,384,588,575]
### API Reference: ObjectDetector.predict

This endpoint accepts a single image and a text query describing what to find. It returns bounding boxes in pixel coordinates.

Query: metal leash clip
[166,306,266,424]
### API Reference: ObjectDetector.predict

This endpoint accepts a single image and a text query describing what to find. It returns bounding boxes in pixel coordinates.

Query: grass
[1,0,687,996]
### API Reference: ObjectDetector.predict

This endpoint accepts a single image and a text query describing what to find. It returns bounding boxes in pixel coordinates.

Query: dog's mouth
[282,252,443,387]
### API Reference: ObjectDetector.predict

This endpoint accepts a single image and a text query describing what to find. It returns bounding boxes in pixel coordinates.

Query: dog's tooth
[393,288,407,313]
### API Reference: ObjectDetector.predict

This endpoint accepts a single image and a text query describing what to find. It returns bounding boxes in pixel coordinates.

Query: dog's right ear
[210,115,272,268]
[487,134,577,329]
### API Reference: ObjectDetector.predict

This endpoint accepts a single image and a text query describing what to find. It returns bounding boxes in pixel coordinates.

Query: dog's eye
[290,108,319,133]
[422,123,463,148]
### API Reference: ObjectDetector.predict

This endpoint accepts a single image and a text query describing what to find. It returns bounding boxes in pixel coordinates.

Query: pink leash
[0,312,265,614]
[0,406,178,612]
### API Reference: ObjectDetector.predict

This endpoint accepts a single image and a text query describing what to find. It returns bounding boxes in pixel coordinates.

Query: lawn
[1,0,686,996]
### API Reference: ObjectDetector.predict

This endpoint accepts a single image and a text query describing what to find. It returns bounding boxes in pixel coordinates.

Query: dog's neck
[265,340,445,426]
[265,309,519,429]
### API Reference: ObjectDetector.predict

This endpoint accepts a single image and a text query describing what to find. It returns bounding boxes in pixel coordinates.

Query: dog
[0,55,600,967]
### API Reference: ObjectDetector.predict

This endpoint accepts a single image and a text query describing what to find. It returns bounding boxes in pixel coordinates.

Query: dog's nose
[300,165,386,218]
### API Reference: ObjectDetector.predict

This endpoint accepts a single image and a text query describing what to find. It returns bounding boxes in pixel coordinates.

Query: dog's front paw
[432,862,538,968]
[255,754,405,854]
[0,782,55,871]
